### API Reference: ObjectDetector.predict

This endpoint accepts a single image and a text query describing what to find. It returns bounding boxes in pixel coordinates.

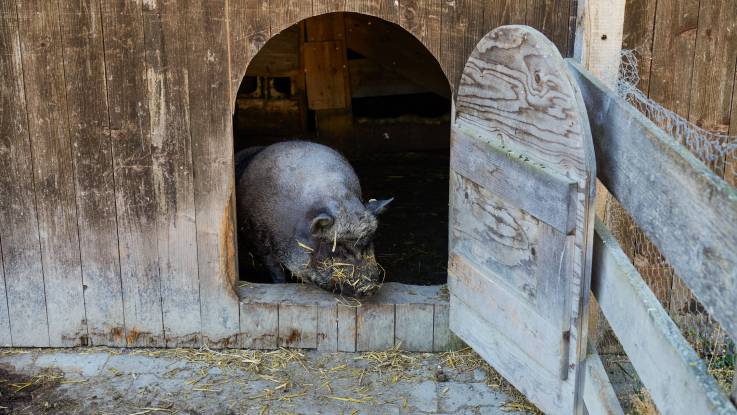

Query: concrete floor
[0,347,539,415]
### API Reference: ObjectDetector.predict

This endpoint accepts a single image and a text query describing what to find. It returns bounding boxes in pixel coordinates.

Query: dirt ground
[0,347,540,415]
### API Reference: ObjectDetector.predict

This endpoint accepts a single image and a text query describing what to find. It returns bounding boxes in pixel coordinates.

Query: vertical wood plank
[356,303,394,351]
[647,0,700,116]
[687,0,737,135]
[395,303,433,351]
[316,304,338,352]
[59,0,126,347]
[621,0,657,92]
[345,0,399,24]
[729,66,737,187]
[573,0,626,87]
[525,0,573,56]
[15,0,87,347]
[0,0,49,347]
[229,0,270,98]
[270,0,313,34]
[432,303,450,352]
[186,0,241,348]
[101,0,164,348]
[440,0,484,94]
[483,0,526,33]
[400,0,442,59]
[240,303,278,349]
[337,303,357,352]
[143,0,202,348]
[0,244,11,346]
[278,304,318,348]
[313,0,346,15]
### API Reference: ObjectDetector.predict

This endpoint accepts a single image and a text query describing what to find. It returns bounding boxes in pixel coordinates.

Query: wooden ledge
[236,282,452,352]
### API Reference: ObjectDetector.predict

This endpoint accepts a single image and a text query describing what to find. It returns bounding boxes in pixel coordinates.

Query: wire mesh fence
[589,50,736,395]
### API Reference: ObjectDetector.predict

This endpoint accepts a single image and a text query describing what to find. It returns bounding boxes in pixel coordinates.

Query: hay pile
[316,256,385,297]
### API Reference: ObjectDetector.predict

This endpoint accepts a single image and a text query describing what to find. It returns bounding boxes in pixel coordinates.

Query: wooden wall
[0,0,575,348]
[623,0,737,186]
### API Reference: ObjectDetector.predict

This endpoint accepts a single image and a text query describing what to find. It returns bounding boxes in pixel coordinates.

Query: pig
[236,141,392,297]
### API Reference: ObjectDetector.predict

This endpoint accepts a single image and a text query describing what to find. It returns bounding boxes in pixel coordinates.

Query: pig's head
[286,197,393,297]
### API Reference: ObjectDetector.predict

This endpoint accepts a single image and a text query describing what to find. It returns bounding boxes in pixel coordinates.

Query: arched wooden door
[448,26,596,414]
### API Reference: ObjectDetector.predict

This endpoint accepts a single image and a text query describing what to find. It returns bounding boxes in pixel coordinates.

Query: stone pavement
[0,348,539,414]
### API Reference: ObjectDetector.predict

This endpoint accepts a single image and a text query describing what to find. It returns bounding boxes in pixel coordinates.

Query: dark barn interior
[234,13,451,286]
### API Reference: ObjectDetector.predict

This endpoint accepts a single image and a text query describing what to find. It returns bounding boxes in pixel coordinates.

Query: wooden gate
[448,26,596,414]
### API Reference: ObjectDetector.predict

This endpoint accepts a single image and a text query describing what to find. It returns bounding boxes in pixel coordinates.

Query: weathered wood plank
[647,0,699,117]
[15,0,87,347]
[450,174,569,320]
[229,0,270,98]
[592,219,736,414]
[186,1,240,348]
[316,304,338,352]
[399,0,443,59]
[313,0,346,15]
[573,0,626,87]
[450,294,574,414]
[143,0,202,348]
[448,251,562,372]
[345,0,399,24]
[238,282,447,305]
[278,304,318,349]
[450,26,596,415]
[483,0,526,32]
[0,243,10,346]
[621,0,657,92]
[452,124,577,234]
[439,0,484,93]
[356,303,394,351]
[0,1,49,348]
[303,40,350,110]
[101,0,164,348]
[395,304,433,352]
[337,304,357,352]
[432,303,450,352]
[570,61,737,344]
[270,0,312,34]
[583,351,625,415]
[525,0,573,56]
[240,303,278,349]
[688,0,737,140]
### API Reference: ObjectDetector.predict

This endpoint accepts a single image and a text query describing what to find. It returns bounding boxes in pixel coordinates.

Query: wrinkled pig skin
[236,141,392,297]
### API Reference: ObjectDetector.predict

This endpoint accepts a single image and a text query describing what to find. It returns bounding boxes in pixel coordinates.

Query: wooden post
[572,0,626,362]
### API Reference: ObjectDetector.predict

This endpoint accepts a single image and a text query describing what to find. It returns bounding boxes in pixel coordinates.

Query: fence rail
[569,61,737,413]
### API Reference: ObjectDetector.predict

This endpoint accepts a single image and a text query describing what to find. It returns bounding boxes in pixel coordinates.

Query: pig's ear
[366,198,393,216]
[310,213,334,235]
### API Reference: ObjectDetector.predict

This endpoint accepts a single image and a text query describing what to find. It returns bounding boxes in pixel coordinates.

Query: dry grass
[316,256,385,297]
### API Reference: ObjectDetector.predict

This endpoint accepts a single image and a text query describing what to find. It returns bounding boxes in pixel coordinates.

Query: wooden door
[448,26,596,414]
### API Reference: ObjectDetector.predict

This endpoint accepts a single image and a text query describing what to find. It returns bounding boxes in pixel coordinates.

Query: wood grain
[15,0,87,347]
[143,0,202,348]
[647,0,699,117]
[356,303,394,351]
[525,0,573,56]
[313,0,346,15]
[303,40,350,110]
[337,303,357,352]
[483,0,526,32]
[59,0,126,347]
[451,294,575,414]
[186,1,240,348]
[399,0,443,59]
[317,304,338,351]
[240,303,278,349]
[278,304,318,349]
[345,0,399,24]
[270,0,312,34]
[395,303,433,351]
[229,0,270,99]
[621,0,657,92]
[450,26,596,414]
[592,219,736,414]
[0,246,10,346]
[583,351,625,415]
[573,0,626,87]
[439,0,484,93]
[432,303,450,352]
[570,61,737,345]
[101,0,164,348]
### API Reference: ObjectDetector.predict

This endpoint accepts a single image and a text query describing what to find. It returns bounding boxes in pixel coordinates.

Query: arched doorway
[233,12,452,286]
